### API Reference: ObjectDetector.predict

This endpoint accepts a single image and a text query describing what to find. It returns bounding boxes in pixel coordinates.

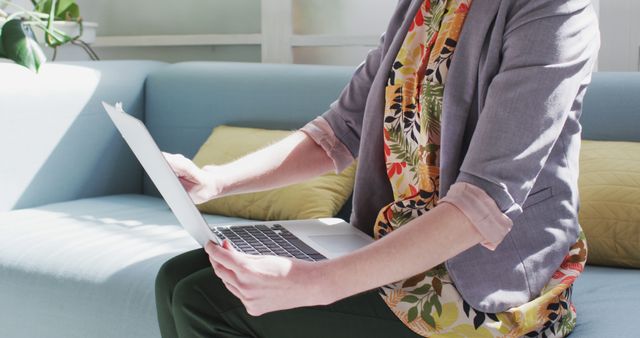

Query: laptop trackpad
[308,234,371,254]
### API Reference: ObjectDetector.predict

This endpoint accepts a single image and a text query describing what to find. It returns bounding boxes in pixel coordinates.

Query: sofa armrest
[0,60,166,211]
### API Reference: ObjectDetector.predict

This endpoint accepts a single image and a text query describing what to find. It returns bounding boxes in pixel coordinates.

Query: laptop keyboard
[210,224,326,262]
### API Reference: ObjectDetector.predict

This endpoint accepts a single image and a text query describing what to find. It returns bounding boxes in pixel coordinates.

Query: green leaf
[34,0,48,13]
[400,295,419,304]
[37,0,75,47]
[35,0,80,20]
[62,3,80,20]
[421,310,436,328]
[423,296,433,312]
[421,297,436,327]
[46,0,57,45]
[433,295,443,316]
[407,306,418,323]
[1,19,46,72]
[412,284,432,295]
[56,0,79,20]
[426,264,448,278]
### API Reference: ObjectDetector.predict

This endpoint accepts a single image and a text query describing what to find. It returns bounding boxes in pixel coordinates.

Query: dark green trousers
[155,249,422,338]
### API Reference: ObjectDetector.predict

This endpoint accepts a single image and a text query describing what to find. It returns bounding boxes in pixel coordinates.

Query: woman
[156,0,599,336]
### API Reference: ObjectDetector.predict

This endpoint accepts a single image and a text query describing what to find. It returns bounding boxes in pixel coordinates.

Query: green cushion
[192,125,356,220]
[579,140,640,268]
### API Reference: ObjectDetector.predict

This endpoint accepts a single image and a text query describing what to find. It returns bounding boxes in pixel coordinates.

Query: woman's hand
[161,133,334,206]
[162,152,223,204]
[205,240,334,316]
[203,203,485,318]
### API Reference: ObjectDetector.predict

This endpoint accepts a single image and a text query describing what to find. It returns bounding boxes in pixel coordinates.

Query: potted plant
[0,0,98,72]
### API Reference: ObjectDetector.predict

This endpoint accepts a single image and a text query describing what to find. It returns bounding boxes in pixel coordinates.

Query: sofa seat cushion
[1,196,638,337]
[572,266,640,337]
[0,194,246,338]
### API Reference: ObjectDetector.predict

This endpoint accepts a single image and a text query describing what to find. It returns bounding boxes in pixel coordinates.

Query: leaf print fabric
[374,0,587,336]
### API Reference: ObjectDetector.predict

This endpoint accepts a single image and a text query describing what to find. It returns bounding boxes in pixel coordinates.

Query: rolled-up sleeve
[455,1,600,221]
[300,117,355,173]
[440,182,513,250]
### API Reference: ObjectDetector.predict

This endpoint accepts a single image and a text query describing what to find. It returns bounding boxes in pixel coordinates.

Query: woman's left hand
[205,240,334,316]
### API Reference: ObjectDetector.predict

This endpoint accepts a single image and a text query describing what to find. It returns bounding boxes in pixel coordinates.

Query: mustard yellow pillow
[192,125,356,220]
[579,140,640,268]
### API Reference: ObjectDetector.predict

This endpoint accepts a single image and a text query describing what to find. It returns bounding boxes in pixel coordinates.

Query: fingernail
[222,239,233,250]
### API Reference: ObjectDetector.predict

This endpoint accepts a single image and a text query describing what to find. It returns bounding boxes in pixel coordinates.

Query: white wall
[291,0,395,65]
[8,0,639,70]
[597,0,640,71]
[45,0,394,66]
[292,0,395,35]
[77,0,262,63]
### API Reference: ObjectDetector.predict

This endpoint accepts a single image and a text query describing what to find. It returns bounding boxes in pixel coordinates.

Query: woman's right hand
[162,152,223,204]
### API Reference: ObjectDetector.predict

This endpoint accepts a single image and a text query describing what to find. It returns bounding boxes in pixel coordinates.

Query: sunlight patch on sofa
[0,206,199,284]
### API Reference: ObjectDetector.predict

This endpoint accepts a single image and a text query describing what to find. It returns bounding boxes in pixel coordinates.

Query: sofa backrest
[582,72,640,142]
[143,62,354,197]
[0,60,165,211]
[143,65,638,221]
[4,59,635,215]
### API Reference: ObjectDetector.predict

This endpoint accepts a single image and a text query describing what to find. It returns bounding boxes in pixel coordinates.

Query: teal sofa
[0,61,638,337]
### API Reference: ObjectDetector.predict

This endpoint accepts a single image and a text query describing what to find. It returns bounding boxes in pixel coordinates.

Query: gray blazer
[321,0,600,313]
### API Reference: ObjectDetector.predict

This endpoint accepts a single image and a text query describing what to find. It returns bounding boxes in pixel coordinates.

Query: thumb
[222,239,236,251]
[179,177,197,190]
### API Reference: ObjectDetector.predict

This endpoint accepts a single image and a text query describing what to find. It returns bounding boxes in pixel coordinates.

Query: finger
[179,177,197,191]
[162,152,184,170]
[216,240,274,261]
[209,262,245,300]
[245,302,267,317]
[204,241,218,255]
[210,260,239,287]
[211,261,257,304]
[222,239,236,251]
[223,281,245,301]
[163,153,200,180]
[209,241,247,271]
[163,153,189,176]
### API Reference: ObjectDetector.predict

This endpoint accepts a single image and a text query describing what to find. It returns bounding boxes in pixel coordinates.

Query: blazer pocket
[522,187,553,209]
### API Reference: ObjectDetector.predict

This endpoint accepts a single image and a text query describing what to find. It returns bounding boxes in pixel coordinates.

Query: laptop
[102,102,373,261]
